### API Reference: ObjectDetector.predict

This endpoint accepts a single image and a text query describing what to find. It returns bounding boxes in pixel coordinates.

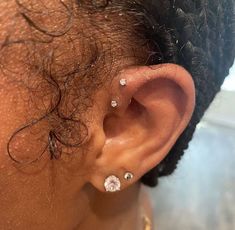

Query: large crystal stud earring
[104,175,121,192]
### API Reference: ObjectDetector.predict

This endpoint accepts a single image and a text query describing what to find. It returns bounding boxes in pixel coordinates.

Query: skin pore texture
[0,0,234,229]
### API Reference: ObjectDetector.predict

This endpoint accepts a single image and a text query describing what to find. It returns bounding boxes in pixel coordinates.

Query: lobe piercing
[120,78,127,86]
[104,175,121,192]
[124,172,134,181]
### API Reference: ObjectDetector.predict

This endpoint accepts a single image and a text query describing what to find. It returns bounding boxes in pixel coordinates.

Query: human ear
[90,63,195,192]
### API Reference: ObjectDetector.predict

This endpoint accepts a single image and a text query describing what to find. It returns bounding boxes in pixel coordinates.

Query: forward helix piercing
[111,100,118,108]
[119,78,127,86]
[110,78,127,108]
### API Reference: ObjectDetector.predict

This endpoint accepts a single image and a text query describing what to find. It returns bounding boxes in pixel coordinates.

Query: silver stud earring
[104,175,121,192]
[124,172,134,181]
[120,78,127,86]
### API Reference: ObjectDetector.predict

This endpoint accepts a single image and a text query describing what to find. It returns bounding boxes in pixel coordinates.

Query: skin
[0,1,196,229]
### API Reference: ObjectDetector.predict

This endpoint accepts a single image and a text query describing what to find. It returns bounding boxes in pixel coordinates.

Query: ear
[89,63,195,192]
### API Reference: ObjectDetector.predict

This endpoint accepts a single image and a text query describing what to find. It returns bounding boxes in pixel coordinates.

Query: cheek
[0,79,89,226]
[0,83,53,225]
[0,81,29,159]
[0,75,49,160]
[0,72,92,179]
[0,77,49,186]
[0,75,90,168]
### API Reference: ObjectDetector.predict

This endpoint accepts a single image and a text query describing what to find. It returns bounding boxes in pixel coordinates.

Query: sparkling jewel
[124,172,134,181]
[104,175,121,192]
[120,78,127,86]
[111,100,118,108]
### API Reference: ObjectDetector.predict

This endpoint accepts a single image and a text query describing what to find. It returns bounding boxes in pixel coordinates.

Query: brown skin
[0,1,195,229]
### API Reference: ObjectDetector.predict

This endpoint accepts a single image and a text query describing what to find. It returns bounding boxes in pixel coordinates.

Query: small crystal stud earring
[111,100,118,108]
[120,78,127,86]
[124,172,134,181]
[104,175,121,192]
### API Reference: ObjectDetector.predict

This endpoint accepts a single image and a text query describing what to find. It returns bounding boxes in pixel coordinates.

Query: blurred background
[148,64,235,230]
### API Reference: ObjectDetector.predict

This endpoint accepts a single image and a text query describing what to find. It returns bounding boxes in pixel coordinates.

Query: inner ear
[104,78,186,139]
[134,78,187,116]
[103,98,147,140]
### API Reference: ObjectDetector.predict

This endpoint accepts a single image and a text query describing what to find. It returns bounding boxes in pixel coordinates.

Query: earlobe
[89,64,195,192]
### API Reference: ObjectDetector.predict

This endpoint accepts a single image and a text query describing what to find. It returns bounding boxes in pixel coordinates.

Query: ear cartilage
[124,172,134,181]
[104,175,121,192]
[111,100,118,108]
[119,79,127,86]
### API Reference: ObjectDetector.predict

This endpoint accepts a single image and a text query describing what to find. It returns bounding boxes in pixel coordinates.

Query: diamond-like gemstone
[111,100,118,108]
[104,175,121,192]
[120,79,127,86]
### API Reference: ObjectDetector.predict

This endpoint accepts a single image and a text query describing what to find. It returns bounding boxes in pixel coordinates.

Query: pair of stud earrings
[104,172,134,192]
[111,78,127,108]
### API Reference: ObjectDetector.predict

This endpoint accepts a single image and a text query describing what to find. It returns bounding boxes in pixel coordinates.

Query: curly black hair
[3,0,235,187]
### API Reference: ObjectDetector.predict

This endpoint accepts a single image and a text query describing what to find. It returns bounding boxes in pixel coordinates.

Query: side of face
[0,1,95,228]
[0,1,147,228]
[0,1,196,229]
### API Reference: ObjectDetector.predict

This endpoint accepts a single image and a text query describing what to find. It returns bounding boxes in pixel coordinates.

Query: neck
[77,182,145,230]
[1,170,151,230]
